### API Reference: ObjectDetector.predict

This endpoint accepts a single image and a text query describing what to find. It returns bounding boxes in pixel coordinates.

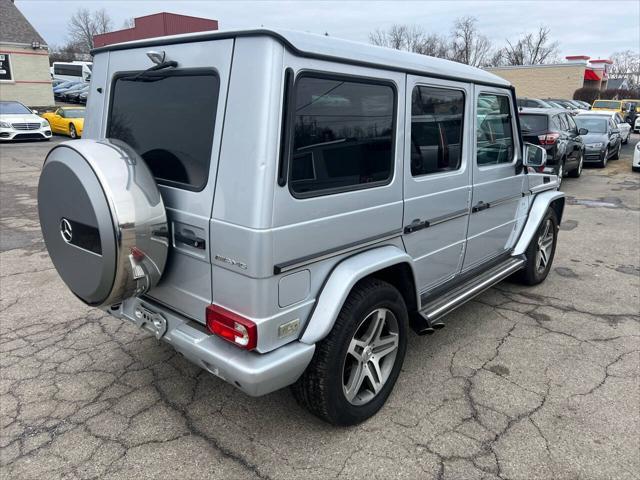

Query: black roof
[0,0,46,46]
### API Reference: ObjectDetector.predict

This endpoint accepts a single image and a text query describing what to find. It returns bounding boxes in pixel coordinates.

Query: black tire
[69,124,77,139]
[515,209,558,286]
[568,151,583,178]
[292,277,408,426]
[611,143,621,160]
[598,148,608,168]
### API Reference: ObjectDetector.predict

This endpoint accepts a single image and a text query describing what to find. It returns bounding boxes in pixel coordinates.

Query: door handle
[472,201,489,213]
[175,232,206,249]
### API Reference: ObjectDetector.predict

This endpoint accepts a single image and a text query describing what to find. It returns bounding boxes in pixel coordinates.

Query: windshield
[0,102,31,115]
[63,109,85,118]
[575,117,607,133]
[519,114,548,132]
[593,100,620,109]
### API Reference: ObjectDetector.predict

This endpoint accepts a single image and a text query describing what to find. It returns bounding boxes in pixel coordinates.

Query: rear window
[593,100,620,110]
[107,69,219,191]
[288,75,395,197]
[519,114,548,132]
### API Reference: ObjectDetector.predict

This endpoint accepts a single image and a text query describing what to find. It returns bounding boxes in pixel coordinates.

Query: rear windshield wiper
[121,60,179,82]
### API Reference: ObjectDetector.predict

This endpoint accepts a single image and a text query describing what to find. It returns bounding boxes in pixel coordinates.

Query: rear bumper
[110,298,315,397]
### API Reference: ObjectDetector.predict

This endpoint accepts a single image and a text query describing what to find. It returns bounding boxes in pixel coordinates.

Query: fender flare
[512,190,565,256]
[299,245,417,345]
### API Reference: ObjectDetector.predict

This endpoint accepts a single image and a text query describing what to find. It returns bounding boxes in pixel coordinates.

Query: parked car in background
[633,141,640,172]
[53,81,84,100]
[574,115,622,168]
[517,97,554,109]
[52,78,66,88]
[519,107,585,182]
[621,100,639,126]
[40,107,84,139]
[66,84,90,104]
[50,61,92,82]
[574,100,591,110]
[634,116,640,133]
[78,90,88,105]
[547,99,589,114]
[581,111,631,144]
[58,83,89,102]
[592,99,630,120]
[0,101,51,141]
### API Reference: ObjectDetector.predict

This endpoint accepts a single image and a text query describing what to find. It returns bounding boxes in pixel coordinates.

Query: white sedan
[0,101,51,141]
[578,110,631,144]
[633,141,640,172]
[634,116,640,133]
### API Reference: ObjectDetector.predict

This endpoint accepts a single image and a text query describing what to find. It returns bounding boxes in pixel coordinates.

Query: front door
[463,88,526,271]
[402,75,472,292]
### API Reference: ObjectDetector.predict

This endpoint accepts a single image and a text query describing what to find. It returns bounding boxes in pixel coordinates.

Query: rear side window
[519,114,548,132]
[108,70,219,191]
[476,94,515,166]
[556,114,569,131]
[288,75,395,197]
[410,86,464,176]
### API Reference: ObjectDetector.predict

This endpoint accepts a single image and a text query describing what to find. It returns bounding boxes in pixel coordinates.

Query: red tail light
[206,305,257,350]
[538,133,560,145]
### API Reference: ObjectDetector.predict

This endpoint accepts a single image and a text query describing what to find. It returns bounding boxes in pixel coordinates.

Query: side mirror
[523,142,547,169]
[31,109,38,114]
[578,128,589,135]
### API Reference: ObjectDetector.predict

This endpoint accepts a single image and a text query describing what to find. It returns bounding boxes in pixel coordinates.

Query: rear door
[402,75,472,292]
[94,40,234,323]
[463,87,526,270]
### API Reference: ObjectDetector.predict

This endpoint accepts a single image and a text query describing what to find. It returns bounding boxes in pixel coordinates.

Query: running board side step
[411,256,525,335]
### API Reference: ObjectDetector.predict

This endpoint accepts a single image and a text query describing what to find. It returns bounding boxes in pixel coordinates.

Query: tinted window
[289,76,395,196]
[575,117,607,133]
[410,86,464,176]
[108,70,219,190]
[556,114,569,131]
[476,94,515,166]
[54,64,83,77]
[566,114,577,131]
[593,100,621,110]
[519,114,548,132]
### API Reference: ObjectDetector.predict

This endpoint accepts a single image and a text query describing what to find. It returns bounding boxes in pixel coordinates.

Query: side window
[289,75,395,196]
[410,86,464,176]
[58,109,66,118]
[476,94,515,166]
[566,114,577,132]
[614,113,622,124]
[557,114,569,131]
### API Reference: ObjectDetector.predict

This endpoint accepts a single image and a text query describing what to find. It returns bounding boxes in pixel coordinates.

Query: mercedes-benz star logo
[60,218,73,243]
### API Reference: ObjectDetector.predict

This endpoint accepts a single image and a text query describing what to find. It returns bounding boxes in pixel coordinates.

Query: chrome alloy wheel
[342,308,399,406]
[535,218,555,274]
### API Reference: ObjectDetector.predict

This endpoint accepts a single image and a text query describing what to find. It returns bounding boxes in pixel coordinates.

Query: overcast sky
[16,0,640,59]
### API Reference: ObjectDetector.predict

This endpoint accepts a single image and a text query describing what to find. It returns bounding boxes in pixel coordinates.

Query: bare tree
[123,17,135,29]
[67,8,113,53]
[450,16,492,67]
[369,24,450,58]
[608,50,640,87]
[500,27,559,66]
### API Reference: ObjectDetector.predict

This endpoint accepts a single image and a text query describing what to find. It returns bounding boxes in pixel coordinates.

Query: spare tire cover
[38,139,168,307]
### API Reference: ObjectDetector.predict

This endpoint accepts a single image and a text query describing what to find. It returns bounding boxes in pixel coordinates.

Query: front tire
[515,209,558,286]
[611,143,621,160]
[568,152,583,178]
[292,278,408,426]
[598,148,609,168]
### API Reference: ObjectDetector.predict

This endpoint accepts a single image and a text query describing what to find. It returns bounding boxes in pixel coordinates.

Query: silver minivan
[37,28,564,425]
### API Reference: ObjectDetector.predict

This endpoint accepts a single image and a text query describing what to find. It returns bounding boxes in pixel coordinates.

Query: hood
[0,113,43,124]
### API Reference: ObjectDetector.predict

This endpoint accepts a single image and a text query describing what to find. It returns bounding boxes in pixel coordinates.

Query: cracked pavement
[1,136,639,479]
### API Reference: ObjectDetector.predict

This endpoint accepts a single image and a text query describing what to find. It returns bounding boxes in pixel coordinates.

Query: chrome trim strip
[488,193,523,208]
[422,258,524,321]
[273,229,403,274]
[427,208,469,227]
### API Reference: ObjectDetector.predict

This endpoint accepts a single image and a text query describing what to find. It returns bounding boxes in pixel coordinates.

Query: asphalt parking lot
[1,135,638,480]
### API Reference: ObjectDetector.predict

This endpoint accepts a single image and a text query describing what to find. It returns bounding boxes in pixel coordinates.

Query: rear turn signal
[206,305,257,350]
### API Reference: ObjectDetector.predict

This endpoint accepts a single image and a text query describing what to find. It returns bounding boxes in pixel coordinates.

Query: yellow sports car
[41,107,85,139]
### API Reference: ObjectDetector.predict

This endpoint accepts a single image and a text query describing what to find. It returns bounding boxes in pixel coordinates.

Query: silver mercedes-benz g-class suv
[38,28,564,426]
